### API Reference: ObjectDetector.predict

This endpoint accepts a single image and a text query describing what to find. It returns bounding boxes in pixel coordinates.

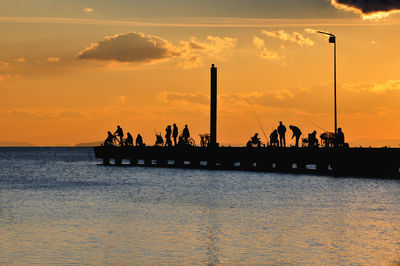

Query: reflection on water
[1,147,400,264]
[202,175,221,265]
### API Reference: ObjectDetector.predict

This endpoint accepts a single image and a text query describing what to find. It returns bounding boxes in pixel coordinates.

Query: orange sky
[1,1,400,147]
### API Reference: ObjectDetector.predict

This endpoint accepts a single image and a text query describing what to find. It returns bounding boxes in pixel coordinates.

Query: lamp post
[318,31,337,134]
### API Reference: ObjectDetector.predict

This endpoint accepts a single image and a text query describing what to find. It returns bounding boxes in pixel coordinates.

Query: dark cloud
[77,32,237,67]
[331,0,400,18]
[77,32,179,63]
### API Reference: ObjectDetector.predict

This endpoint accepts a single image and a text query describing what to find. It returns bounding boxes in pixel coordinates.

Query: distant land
[75,141,103,147]
[0,141,35,147]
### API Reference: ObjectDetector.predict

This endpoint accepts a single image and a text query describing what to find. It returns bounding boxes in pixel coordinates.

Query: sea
[1,147,400,265]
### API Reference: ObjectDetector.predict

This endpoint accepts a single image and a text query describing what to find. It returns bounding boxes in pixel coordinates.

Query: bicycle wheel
[188,138,196,147]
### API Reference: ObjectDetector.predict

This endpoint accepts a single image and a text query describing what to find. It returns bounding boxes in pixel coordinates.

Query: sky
[1,0,400,147]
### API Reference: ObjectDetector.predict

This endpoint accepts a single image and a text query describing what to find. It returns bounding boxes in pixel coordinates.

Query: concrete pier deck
[94,146,400,178]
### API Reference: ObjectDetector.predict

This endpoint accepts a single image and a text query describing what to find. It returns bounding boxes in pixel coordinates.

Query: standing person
[182,124,190,143]
[165,125,172,147]
[173,123,178,146]
[114,125,124,146]
[336,127,345,147]
[277,121,286,147]
[289,125,302,147]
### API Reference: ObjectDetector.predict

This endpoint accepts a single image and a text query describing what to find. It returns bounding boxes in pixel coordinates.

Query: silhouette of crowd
[104,124,194,148]
[248,121,346,148]
[104,125,145,147]
[104,122,347,149]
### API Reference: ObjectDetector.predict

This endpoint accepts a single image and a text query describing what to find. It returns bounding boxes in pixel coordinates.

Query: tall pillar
[210,64,217,146]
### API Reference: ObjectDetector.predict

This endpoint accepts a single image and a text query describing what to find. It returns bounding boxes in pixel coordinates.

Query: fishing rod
[255,115,269,144]
[306,120,327,132]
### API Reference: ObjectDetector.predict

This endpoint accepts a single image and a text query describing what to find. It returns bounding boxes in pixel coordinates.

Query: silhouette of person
[251,133,261,147]
[336,127,345,147]
[178,135,184,146]
[136,134,143,146]
[246,139,252,147]
[277,121,286,147]
[114,125,124,145]
[104,131,114,146]
[173,123,178,146]
[308,130,318,147]
[125,132,133,146]
[289,125,302,147]
[165,125,172,147]
[182,124,190,143]
[270,129,279,147]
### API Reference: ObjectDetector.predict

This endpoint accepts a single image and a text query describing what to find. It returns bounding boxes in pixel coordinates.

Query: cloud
[359,79,400,93]
[179,54,203,69]
[157,79,400,119]
[3,16,398,28]
[14,57,25,63]
[47,57,60,62]
[304,28,318,34]
[0,74,22,82]
[157,91,209,105]
[84,7,94,13]
[6,109,89,119]
[57,110,89,119]
[0,61,9,67]
[177,36,237,63]
[253,36,281,60]
[261,30,315,47]
[331,0,400,19]
[119,95,127,104]
[77,32,178,63]
[77,32,237,68]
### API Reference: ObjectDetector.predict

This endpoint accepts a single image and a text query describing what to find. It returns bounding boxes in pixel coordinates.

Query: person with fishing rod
[289,125,302,148]
[250,133,261,147]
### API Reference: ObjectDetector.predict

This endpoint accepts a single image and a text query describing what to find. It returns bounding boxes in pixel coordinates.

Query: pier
[94,146,400,178]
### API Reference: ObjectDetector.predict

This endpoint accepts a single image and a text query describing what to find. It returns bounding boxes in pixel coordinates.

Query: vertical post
[210,64,217,146]
[334,41,337,134]
[320,31,337,135]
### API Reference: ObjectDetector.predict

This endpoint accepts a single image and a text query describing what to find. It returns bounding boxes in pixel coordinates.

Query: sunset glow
[1,0,400,146]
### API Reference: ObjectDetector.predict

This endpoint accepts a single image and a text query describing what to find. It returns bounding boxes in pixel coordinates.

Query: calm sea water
[1,147,400,265]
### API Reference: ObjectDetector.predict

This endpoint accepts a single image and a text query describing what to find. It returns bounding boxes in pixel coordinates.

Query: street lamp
[318,31,337,135]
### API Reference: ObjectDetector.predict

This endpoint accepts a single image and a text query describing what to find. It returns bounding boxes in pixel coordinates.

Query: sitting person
[251,133,261,147]
[308,130,319,147]
[104,131,114,146]
[177,135,185,146]
[125,132,133,146]
[270,130,279,147]
[246,140,252,147]
[135,134,143,146]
